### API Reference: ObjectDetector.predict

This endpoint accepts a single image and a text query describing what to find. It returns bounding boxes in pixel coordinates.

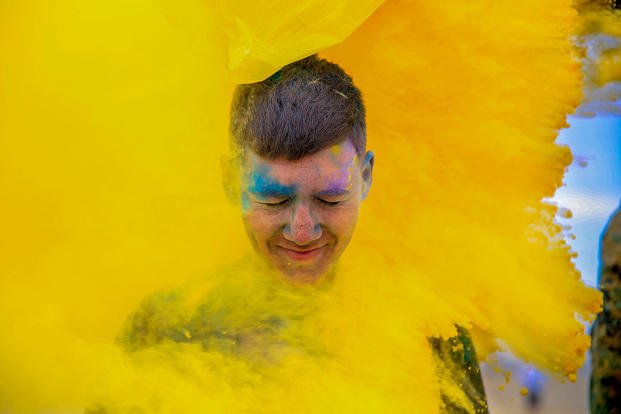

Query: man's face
[239,140,373,284]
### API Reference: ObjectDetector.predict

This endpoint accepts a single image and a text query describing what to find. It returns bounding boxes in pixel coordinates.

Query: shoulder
[117,262,239,351]
[602,206,621,267]
[116,256,280,351]
[117,288,192,351]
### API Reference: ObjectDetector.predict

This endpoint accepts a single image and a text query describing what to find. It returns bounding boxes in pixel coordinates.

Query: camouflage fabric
[117,296,490,414]
[430,327,489,414]
[591,204,621,414]
[576,0,621,10]
[111,265,489,414]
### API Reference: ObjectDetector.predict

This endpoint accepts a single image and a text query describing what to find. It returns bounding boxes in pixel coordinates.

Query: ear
[361,150,374,200]
[221,153,241,205]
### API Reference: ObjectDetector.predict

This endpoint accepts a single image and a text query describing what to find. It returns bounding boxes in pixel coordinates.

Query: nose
[283,203,322,245]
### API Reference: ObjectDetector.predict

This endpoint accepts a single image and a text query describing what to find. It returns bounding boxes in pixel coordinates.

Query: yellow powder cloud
[0,1,608,412]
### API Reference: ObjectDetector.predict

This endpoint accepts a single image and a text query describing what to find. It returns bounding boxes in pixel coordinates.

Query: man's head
[227,55,373,284]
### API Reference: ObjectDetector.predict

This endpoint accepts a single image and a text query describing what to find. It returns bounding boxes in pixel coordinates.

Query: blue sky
[553,112,621,287]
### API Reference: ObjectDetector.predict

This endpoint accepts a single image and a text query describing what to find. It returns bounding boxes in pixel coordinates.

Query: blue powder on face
[240,165,297,213]
[248,165,297,199]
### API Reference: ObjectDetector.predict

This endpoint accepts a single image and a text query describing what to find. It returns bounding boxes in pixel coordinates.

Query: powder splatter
[0,0,608,413]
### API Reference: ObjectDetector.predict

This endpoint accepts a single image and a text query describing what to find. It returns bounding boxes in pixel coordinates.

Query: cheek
[323,205,360,237]
[243,209,285,240]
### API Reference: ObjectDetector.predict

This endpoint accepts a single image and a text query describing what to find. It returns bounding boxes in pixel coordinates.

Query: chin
[270,258,335,285]
[282,268,328,285]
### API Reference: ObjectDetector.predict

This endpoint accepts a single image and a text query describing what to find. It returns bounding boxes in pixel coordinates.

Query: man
[119,55,487,413]
[226,55,373,285]
[591,201,621,414]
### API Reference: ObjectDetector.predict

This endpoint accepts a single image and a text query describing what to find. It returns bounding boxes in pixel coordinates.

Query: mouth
[277,245,326,261]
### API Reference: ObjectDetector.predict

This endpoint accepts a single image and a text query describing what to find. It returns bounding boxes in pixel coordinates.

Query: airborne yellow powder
[0,0,607,413]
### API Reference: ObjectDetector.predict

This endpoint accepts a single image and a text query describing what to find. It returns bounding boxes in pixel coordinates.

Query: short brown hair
[229,55,366,160]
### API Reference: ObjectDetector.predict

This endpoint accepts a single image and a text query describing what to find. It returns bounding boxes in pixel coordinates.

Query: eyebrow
[316,186,351,197]
[248,169,296,198]
[251,185,296,198]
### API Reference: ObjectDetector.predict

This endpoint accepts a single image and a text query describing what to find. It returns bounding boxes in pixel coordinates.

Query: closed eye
[261,198,291,207]
[317,198,342,207]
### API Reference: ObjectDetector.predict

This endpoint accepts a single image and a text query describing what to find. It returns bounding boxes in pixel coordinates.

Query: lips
[277,245,325,261]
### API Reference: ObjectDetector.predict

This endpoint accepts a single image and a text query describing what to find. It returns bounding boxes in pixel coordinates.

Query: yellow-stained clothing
[116,258,488,413]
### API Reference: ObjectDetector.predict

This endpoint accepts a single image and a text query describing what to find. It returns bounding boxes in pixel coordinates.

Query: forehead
[243,141,359,186]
